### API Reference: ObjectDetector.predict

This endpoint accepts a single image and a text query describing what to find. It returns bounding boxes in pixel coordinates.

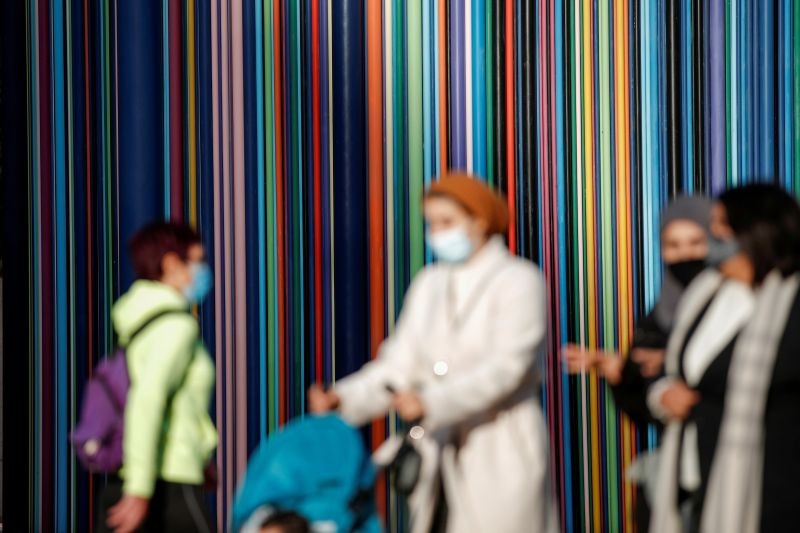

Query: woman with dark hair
[648,184,800,533]
[98,221,217,533]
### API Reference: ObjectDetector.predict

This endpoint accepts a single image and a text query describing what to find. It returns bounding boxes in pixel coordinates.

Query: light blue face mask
[183,262,212,304]
[426,226,474,264]
[706,235,740,267]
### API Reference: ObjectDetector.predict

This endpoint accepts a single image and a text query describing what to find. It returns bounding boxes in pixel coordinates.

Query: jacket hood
[112,280,189,340]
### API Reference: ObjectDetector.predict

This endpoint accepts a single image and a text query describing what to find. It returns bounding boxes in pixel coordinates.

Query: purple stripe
[450,0,466,168]
[709,0,726,192]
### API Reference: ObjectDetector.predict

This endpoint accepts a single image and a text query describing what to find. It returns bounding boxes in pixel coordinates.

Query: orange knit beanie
[424,172,509,235]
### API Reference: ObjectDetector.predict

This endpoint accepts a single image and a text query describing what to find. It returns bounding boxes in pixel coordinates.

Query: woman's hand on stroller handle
[308,383,340,414]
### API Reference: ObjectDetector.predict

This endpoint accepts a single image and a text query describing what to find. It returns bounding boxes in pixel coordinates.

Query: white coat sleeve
[334,274,427,427]
[420,265,546,431]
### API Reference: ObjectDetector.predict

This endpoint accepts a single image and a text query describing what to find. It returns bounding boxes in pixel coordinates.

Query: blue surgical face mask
[426,226,475,264]
[706,235,740,267]
[183,262,212,304]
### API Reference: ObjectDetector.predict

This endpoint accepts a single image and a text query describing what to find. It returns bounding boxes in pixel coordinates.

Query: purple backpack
[71,310,190,472]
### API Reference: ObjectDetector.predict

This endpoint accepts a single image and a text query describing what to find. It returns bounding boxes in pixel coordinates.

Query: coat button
[433,361,449,376]
[409,425,425,439]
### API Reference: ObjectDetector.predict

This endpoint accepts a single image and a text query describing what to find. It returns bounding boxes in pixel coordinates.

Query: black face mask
[667,259,706,287]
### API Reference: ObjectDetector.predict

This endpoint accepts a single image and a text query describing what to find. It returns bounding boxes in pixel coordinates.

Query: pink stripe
[230,0,249,482]
[220,0,235,520]
[210,0,224,527]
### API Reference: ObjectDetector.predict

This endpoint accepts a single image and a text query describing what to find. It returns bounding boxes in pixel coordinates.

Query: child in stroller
[231,414,383,533]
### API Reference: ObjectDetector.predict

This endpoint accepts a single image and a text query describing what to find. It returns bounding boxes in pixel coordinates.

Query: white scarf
[650,271,799,533]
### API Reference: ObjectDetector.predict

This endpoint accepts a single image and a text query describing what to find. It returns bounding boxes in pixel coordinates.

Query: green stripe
[264,0,277,433]
[392,0,406,306]
[569,2,587,525]
[290,0,303,412]
[407,1,424,276]
[597,2,619,529]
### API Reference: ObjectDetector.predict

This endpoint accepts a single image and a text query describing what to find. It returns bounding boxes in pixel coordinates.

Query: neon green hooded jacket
[112,280,217,498]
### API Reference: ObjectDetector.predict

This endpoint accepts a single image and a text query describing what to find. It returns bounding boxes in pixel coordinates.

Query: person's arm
[420,266,545,431]
[610,355,664,427]
[609,310,668,426]
[334,274,429,426]
[122,315,196,498]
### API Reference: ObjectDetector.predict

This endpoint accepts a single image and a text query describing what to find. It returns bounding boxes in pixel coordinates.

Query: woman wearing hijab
[564,196,711,426]
[648,184,800,533]
[309,173,558,533]
[563,196,711,529]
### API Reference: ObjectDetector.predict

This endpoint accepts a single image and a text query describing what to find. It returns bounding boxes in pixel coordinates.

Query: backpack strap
[122,308,199,397]
[123,309,192,347]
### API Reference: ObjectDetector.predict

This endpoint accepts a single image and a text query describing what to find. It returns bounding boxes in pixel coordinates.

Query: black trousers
[96,477,214,533]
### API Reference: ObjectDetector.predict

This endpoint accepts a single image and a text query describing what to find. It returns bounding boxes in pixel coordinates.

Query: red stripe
[366,0,386,517]
[168,0,183,219]
[504,0,516,252]
[311,0,323,384]
[37,0,54,529]
[273,0,287,425]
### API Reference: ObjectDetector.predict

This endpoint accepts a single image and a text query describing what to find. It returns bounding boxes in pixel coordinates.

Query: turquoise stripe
[422,0,432,185]
[472,0,486,178]
[64,0,77,524]
[51,0,69,527]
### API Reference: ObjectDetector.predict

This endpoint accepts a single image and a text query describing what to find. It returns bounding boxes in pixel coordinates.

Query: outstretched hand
[562,344,603,373]
[562,344,623,385]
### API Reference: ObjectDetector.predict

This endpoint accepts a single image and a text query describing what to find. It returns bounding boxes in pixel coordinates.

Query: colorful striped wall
[3,0,799,532]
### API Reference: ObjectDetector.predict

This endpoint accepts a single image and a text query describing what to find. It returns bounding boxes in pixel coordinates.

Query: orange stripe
[366,0,387,517]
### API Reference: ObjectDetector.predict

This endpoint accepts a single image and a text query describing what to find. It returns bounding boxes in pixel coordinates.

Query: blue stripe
[242,0,261,451]
[760,0,775,177]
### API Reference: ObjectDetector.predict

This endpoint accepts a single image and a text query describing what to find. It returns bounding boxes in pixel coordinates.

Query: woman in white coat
[309,173,558,533]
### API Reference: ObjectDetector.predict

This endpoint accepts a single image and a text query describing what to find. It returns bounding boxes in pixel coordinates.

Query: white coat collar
[448,235,508,278]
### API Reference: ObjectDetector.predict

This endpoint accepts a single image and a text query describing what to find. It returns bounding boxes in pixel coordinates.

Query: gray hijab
[652,195,713,331]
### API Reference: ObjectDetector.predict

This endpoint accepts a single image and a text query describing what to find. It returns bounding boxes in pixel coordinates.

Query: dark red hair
[128,221,202,281]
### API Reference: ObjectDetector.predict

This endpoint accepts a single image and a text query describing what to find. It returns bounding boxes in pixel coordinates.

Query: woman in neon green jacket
[98,221,217,533]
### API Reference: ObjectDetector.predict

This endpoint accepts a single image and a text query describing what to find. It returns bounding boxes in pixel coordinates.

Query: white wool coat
[336,237,559,533]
